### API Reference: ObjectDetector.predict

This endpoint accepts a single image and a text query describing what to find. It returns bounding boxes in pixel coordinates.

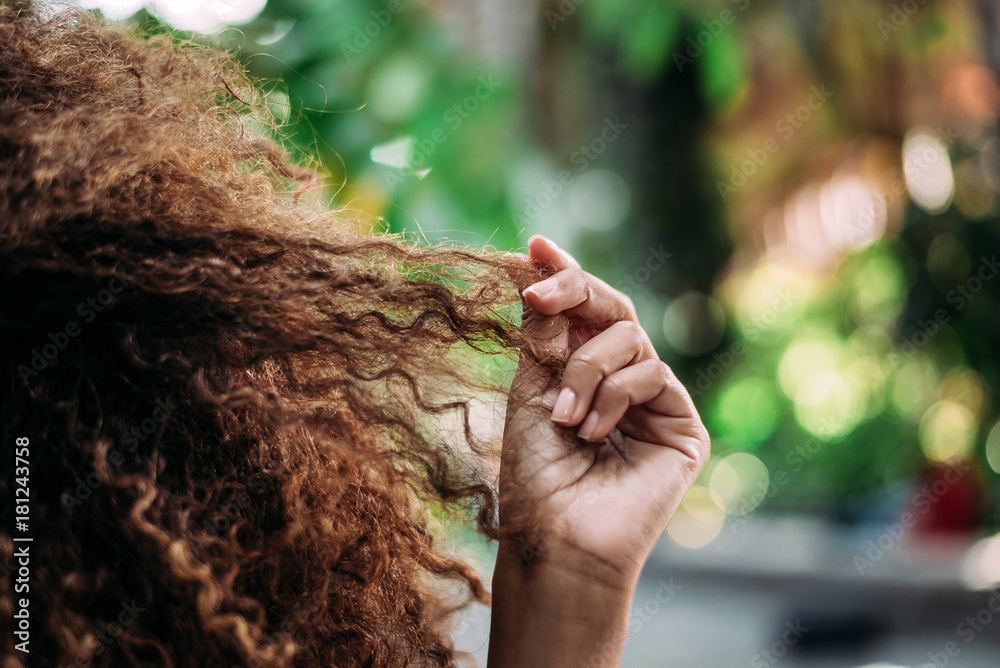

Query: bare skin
[488,235,711,668]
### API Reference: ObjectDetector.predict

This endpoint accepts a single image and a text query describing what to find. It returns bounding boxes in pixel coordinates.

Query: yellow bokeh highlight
[721,261,808,336]
[793,370,866,439]
[778,332,869,439]
[919,401,977,462]
[940,368,988,420]
[667,486,727,549]
[709,452,769,516]
[891,356,941,421]
[848,357,885,419]
[985,421,1000,475]
[778,335,840,401]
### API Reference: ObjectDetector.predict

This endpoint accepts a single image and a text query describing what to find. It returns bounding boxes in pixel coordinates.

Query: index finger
[510,236,638,325]
[525,266,638,325]
[500,236,579,292]
[526,235,581,271]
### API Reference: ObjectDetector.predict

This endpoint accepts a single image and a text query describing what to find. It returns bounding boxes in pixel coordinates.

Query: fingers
[550,320,647,426]
[504,236,637,326]
[574,359,699,442]
[617,409,710,466]
[501,251,547,295]
[524,266,638,326]
[527,234,580,271]
[504,235,690,448]
[500,237,580,296]
[499,236,578,294]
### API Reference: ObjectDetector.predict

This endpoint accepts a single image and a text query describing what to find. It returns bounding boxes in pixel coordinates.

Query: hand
[499,235,710,584]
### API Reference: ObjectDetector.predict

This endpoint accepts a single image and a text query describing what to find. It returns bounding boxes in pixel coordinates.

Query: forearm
[487,541,637,668]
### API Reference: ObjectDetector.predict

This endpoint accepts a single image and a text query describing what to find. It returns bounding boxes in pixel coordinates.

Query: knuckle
[618,292,635,313]
[562,266,586,287]
[601,373,628,397]
[613,318,638,333]
[606,320,642,351]
[691,427,712,471]
[621,294,637,318]
[566,351,604,377]
[655,360,675,386]
[624,320,644,347]
[675,426,711,479]
[559,267,589,303]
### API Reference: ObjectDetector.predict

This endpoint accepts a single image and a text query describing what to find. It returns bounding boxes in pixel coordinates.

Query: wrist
[487,541,638,668]
[493,538,640,599]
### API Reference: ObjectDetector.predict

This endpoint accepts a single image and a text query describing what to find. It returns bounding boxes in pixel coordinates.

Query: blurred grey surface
[453,516,1000,667]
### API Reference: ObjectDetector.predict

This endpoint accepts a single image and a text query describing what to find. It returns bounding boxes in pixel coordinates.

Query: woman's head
[0,5,556,666]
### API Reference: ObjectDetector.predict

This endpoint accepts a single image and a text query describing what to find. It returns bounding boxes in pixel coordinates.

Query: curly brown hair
[0,4,560,666]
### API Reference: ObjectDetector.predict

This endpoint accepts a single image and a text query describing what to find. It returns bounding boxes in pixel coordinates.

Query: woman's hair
[0,4,560,666]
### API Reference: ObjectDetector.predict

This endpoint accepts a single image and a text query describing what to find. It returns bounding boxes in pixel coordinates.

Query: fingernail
[551,387,576,423]
[530,234,561,251]
[577,410,600,441]
[539,235,580,267]
[524,279,554,299]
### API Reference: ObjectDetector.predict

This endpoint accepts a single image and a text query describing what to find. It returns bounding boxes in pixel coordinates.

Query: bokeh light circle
[666,486,727,549]
[709,452,770,516]
[662,291,726,356]
[919,400,976,462]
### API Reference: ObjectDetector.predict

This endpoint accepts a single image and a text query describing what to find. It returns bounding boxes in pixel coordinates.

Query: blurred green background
[77,0,1000,548]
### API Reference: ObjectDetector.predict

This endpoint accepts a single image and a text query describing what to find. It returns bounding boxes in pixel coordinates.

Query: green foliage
[110,0,1000,528]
